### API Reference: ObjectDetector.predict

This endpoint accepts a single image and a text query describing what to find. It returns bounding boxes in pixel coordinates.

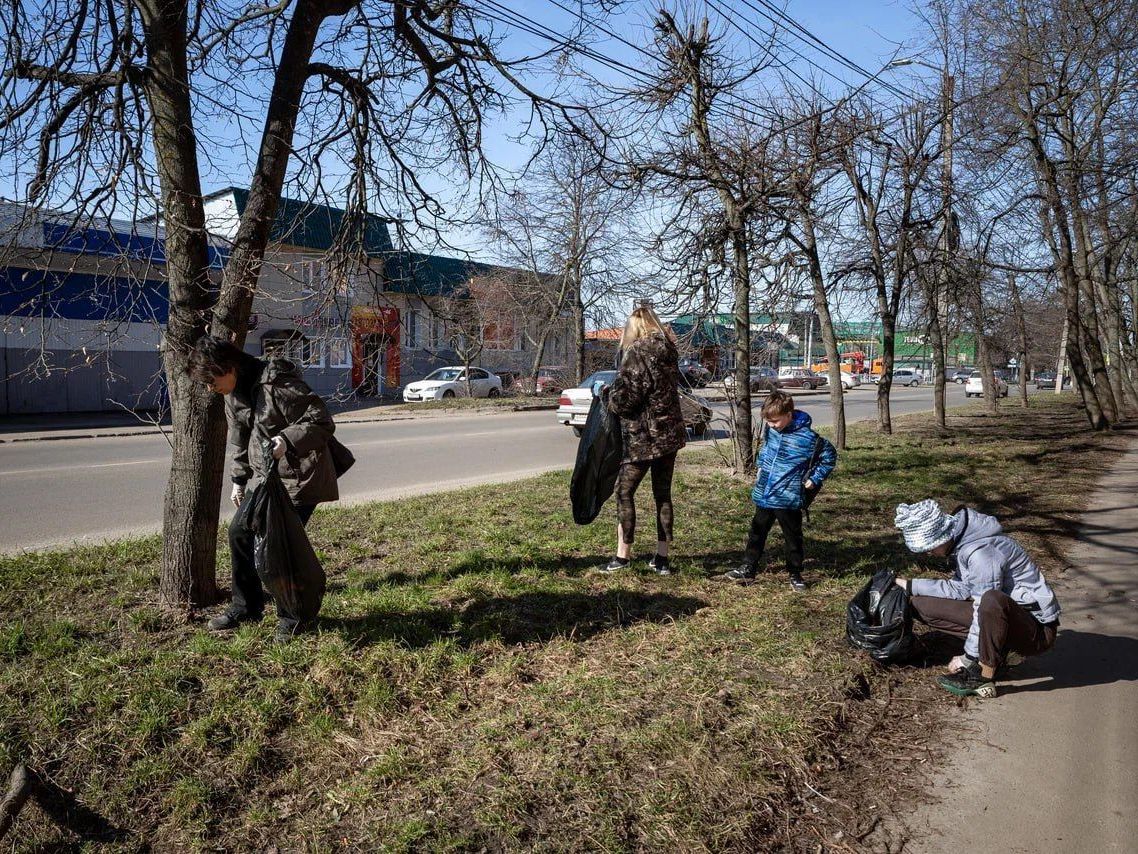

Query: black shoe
[647,554,672,575]
[207,609,257,632]
[717,563,757,583]
[597,557,630,574]
[937,663,997,698]
[788,573,808,592]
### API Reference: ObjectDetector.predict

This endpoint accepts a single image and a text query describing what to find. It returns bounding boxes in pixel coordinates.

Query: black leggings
[615,452,677,545]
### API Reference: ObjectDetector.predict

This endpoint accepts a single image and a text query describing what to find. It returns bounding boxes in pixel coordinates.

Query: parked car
[892,368,922,387]
[677,357,713,388]
[840,371,861,390]
[777,368,825,390]
[1034,371,1071,389]
[517,365,570,395]
[724,366,778,393]
[557,370,714,437]
[950,368,973,384]
[402,366,503,401]
[494,370,521,395]
[965,370,1009,398]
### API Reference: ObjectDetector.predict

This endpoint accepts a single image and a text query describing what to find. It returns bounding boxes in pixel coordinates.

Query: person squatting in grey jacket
[894,499,1061,698]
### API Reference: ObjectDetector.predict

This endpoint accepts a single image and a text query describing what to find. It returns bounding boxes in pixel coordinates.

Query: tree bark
[731,227,754,473]
[799,211,846,449]
[139,0,223,608]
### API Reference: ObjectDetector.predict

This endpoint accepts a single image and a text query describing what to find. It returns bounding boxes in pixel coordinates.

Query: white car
[557,370,713,438]
[965,370,1009,398]
[840,371,861,390]
[402,366,503,402]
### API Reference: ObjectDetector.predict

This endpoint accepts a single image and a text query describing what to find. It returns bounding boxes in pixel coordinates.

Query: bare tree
[485,136,632,386]
[835,101,938,434]
[772,104,850,449]
[626,11,783,472]
[1,0,593,606]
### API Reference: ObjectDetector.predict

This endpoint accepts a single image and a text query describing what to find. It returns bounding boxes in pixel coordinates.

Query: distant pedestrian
[597,305,688,575]
[893,499,1061,698]
[186,335,338,642]
[718,390,837,591]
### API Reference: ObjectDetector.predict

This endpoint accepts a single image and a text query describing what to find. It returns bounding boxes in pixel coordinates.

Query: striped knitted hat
[894,499,956,553]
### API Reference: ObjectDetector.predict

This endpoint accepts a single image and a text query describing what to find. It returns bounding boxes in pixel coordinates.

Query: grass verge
[0,395,1125,850]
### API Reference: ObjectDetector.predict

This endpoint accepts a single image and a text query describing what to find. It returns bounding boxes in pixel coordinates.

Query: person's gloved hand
[947,654,976,673]
[230,483,245,508]
[592,380,608,397]
[270,435,287,460]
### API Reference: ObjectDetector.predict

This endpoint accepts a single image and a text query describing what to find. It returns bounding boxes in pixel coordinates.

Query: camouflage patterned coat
[607,333,687,463]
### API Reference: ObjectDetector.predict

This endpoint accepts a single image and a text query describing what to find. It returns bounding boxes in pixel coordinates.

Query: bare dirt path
[905,436,1138,853]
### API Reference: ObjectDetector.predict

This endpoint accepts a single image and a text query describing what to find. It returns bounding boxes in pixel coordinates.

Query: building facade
[2,192,569,413]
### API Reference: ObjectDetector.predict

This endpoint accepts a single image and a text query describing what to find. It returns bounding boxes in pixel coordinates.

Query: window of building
[299,260,325,295]
[430,315,445,348]
[303,337,325,368]
[328,337,352,368]
[406,310,420,348]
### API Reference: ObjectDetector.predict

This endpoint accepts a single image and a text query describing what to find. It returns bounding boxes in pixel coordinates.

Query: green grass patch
[0,395,1121,849]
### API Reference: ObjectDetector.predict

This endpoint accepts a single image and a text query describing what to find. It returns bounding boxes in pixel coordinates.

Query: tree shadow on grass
[322,589,708,649]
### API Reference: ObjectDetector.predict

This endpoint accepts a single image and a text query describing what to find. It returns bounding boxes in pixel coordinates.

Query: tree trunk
[732,228,754,474]
[573,282,586,386]
[978,335,999,414]
[929,288,948,430]
[140,0,223,608]
[877,310,896,434]
[801,217,845,449]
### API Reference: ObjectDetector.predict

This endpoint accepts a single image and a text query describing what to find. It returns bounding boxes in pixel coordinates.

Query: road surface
[0,384,969,552]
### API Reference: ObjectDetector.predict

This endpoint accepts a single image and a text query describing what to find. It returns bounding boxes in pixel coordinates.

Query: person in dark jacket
[186,335,338,641]
[597,305,688,575]
[894,499,1061,699]
[719,391,837,590]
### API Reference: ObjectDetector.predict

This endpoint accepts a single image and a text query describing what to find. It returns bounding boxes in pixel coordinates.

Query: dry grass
[0,395,1125,851]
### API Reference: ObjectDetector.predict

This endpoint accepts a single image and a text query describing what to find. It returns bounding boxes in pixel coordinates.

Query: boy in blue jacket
[720,390,837,590]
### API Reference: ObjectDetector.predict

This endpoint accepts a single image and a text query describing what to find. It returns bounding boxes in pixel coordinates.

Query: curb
[0,401,561,444]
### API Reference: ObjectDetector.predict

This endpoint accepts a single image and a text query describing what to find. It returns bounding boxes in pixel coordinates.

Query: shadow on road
[997,628,1138,695]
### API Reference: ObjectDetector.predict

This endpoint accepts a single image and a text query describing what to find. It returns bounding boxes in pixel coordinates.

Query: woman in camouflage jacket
[600,305,687,575]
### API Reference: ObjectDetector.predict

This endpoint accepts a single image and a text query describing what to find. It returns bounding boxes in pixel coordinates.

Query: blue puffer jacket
[751,410,837,509]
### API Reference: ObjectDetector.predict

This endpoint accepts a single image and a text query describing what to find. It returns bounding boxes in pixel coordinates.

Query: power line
[741,0,916,100]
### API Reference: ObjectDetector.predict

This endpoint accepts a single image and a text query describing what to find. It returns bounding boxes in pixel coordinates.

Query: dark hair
[760,389,794,419]
[185,335,256,384]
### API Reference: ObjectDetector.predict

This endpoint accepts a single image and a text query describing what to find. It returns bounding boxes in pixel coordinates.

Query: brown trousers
[911,589,1058,668]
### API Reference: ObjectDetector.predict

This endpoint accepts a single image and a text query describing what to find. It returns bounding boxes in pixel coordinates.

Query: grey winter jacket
[911,508,1060,659]
[227,358,338,505]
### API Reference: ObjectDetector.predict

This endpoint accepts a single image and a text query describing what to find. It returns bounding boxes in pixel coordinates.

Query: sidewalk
[906,437,1138,853]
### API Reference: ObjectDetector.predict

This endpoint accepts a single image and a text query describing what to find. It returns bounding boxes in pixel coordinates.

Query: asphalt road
[0,383,970,553]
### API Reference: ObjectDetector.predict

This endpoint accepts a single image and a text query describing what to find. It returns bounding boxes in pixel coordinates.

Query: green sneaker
[937,663,997,698]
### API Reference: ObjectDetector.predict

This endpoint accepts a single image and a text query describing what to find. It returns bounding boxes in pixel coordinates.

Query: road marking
[0,457,169,476]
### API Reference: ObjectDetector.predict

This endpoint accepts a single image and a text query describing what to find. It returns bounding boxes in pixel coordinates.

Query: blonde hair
[620,305,675,349]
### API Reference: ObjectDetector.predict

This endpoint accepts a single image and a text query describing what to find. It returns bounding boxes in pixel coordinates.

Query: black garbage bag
[569,391,624,525]
[244,446,326,623]
[846,569,916,664]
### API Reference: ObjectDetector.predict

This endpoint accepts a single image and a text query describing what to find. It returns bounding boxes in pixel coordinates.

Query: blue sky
[4,1,933,263]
